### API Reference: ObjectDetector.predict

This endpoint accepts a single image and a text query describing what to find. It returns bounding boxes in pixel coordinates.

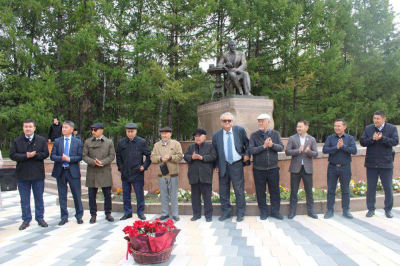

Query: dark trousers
[122,180,145,215]
[253,167,280,215]
[191,182,213,219]
[17,179,45,223]
[88,186,112,216]
[366,168,393,212]
[327,164,351,211]
[290,166,314,213]
[57,169,84,220]
[219,162,246,217]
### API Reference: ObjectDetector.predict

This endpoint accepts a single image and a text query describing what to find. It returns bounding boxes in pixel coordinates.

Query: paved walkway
[1,191,400,265]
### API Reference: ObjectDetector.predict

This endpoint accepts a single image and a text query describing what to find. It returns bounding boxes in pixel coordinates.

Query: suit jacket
[285,134,318,174]
[212,126,250,178]
[50,136,83,179]
[219,51,247,72]
[184,142,217,184]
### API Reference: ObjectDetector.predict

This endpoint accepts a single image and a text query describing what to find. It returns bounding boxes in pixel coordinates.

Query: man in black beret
[184,129,217,222]
[116,123,151,220]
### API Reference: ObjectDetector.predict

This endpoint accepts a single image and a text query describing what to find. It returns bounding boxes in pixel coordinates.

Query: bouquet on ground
[123,219,180,262]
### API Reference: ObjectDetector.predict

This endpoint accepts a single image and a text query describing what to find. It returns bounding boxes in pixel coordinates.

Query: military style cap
[159,126,172,132]
[193,128,207,136]
[257,113,271,120]
[125,123,138,129]
[90,123,104,129]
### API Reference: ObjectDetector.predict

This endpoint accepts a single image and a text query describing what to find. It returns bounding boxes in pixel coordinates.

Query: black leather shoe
[324,210,334,219]
[206,218,212,222]
[343,211,353,219]
[77,218,84,224]
[308,212,318,219]
[288,212,296,219]
[58,219,68,226]
[120,214,133,221]
[106,214,114,222]
[385,211,393,218]
[237,216,244,222]
[38,220,48,227]
[260,214,269,220]
[190,216,201,221]
[19,222,30,230]
[366,210,375,218]
[159,215,169,220]
[271,213,284,220]
[218,214,231,221]
[138,214,146,220]
[90,216,96,224]
[172,216,180,221]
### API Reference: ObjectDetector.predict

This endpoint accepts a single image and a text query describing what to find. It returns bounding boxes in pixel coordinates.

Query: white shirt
[377,123,385,132]
[299,134,306,165]
[223,128,242,163]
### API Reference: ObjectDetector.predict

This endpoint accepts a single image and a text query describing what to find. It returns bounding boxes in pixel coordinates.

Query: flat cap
[193,128,207,136]
[90,123,104,129]
[257,113,271,120]
[159,126,172,133]
[125,123,138,129]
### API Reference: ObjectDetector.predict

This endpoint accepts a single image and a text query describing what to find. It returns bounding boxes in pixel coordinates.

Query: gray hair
[63,121,75,129]
[220,112,235,121]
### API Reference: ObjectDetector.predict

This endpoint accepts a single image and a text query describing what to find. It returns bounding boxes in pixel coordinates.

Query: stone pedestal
[197,96,274,139]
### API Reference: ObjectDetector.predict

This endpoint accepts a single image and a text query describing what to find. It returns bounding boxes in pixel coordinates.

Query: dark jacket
[322,133,357,165]
[249,129,284,170]
[116,136,151,182]
[360,123,399,169]
[184,142,217,185]
[48,123,62,142]
[212,126,250,178]
[50,136,83,179]
[9,134,49,181]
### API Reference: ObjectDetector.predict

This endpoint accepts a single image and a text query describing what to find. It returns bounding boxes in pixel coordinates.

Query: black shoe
[38,220,48,227]
[324,210,334,219]
[90,216,97,224]
[77,218,84,224]
[343,211,353,219]
[271,213,283,220]
[218,214,231,221]
[366,210,375,218]
[106,214,114,222]
[159,215,169,220]
[288,212,296,219]
[308,212,318,219]
[138,214,146,220]
[385,211,393,218]
[58,219,68,226]
[260,214,269,220]
[19,222,30,230]
[206,218,212,222]
[120,214,133,221]
[172,216,180,221]
[237,216,244,222]
[190,216,201,221]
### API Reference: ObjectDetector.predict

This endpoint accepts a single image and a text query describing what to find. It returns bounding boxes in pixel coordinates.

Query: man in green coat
[83,123,116,224]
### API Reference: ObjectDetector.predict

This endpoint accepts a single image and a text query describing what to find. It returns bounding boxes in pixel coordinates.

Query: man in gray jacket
[285,120,318,219]
[249,114,284,220]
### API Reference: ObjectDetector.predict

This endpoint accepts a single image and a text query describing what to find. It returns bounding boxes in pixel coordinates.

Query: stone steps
[44,163,88,195]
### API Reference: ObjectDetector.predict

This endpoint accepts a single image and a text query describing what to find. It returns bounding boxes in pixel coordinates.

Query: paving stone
[215,236,233,246]
[231,237,248,246]
[243,256,261,266]
[227,229,242,237]
[330,254,358,266]
[224,256,243,266]
[237,246,254,257]
[220,246,238,257]
[313,255,339,266]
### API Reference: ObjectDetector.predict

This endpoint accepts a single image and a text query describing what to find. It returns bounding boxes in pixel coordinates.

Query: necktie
[64,138,69,167]
[227,132,234,164]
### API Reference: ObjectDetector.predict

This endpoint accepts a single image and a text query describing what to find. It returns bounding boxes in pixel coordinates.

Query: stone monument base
[197,96,274,139]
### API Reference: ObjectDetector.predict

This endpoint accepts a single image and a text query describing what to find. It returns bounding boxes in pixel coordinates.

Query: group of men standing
[9,109,399,230]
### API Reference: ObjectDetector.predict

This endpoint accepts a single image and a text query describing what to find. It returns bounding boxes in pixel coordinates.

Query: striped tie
[227,132,234,164]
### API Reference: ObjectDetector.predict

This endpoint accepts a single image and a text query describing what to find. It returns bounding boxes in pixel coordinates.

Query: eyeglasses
[91,128,98,132]
[222,120,232,123]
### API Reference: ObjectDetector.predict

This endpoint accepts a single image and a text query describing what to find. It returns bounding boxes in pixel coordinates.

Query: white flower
[144,190,148,196]
[312,188,315,192]
[361,191,364,195]
[324,189,327,193]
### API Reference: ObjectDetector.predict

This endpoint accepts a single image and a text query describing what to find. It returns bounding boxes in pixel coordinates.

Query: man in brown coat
[83,123,116,223]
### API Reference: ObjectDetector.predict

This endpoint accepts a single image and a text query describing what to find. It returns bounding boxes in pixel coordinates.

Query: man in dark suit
[50,121,84,225]
[116,123,151,221]
[285,120,318,219]
[361,110,399,218]
[10,119,49,230]
[212,112,250,222]
[250,114,284,220]
[48,117,62,143]
[184,129,217,222]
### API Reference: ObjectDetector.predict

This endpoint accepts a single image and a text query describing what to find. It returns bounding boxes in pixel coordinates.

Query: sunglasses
[91,128,98,132]
[222,120,232,123]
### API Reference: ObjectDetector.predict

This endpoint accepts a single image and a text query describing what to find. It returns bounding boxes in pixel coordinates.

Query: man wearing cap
[116,123,151,221]
[184,129,217,222]
[249,114,284,220]
[212,112,250,222]
[151,127,183,221]
[83,123,116,223]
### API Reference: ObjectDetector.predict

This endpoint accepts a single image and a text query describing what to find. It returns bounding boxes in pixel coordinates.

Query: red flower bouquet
[123,219,180,264]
